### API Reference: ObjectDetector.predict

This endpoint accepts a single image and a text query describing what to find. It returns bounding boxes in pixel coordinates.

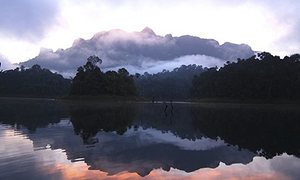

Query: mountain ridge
[21,27,255,74]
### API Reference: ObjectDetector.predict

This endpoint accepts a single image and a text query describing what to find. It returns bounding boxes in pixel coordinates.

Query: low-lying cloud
[0,55,15,70]
[108,55,225,75]
[21,28,254,76]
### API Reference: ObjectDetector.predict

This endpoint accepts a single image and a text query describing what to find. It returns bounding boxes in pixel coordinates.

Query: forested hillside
[0,65,70,97]
[191,52,300,100]
[135,64,207,100]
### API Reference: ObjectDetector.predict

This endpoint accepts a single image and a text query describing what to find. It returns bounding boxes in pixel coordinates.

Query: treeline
[0,56,137,98]
[191,52,300,100]
[135,64,206,100]
[70,57,137,96]
[0,65,70,97]
[2,52,300,100]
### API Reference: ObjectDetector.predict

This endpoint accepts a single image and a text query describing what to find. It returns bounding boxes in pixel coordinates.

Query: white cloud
[0,54,16,70]
[109,55,224,74]
[21,28,252,75]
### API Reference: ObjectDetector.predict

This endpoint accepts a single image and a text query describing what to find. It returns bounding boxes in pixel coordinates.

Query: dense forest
[191,52,300,100]
[70,56,137,96]
[135,64,206,100]
[0,64,70,97]
[1,52,300,101]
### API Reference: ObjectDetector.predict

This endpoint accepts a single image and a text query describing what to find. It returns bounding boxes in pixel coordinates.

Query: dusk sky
[0,0,299,63]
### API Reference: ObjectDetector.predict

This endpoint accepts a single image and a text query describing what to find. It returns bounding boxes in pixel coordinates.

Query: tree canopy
[0,64,70,97]
[191,52,300,100]
[70,56,137,96]
[135,64,206,100]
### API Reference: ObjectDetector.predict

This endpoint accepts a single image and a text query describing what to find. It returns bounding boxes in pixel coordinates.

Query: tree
[135,64,206,100]
[0,64,70,97]
[70,56,137,96]
[191,52,300,100]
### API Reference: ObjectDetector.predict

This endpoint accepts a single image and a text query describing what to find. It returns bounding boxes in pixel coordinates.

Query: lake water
[0,98,300,180]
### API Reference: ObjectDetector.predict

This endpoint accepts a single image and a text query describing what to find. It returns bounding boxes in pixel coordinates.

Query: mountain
[21,27,254,74]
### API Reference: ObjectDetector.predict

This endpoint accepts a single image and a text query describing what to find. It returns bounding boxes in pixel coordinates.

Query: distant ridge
[21,27,254,74]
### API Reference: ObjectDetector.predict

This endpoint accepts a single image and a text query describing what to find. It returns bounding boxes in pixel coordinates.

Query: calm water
[0,99,300,180]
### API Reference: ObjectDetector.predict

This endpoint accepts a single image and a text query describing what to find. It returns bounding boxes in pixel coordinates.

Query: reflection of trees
[134,104,204,141]
[69,104,137,144]
[66,104,254,177]
[192,105,300,158]
[0,99,67,132]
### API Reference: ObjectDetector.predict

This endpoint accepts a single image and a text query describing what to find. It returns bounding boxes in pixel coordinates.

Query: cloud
[213,0,300,56]
[0,54,16,70]
[123,127,226,151]
[0,0,60,41]
[21,28,254,75]
[266,1,300,55]
[108,55,225,75]
[270,154,300,180]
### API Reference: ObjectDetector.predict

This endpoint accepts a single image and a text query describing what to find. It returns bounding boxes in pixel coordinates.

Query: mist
[0,55,16,70]
[21,28,254,75]
[106,54,224,75]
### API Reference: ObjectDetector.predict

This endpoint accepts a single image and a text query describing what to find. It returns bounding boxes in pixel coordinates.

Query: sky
[0,0,299,63]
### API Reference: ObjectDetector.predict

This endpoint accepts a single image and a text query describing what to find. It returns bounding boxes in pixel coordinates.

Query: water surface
[0,99,299,179]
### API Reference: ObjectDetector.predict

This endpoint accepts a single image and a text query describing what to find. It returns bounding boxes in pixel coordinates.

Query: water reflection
[0,98,68,132]
[69,104,136,144]
[0,99,300,179]
[191,104,300,158]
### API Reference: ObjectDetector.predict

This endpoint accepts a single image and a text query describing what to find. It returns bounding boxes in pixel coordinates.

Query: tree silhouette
[191,52,300,100]
[135,64,206,100]
[0,64,70,97]
[70,56,137,96]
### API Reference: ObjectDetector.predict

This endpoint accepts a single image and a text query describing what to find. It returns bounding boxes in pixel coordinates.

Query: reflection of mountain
[26,122,254,177]
[64,103,255,176]
[192,104,300,158]
[1,99,300,177]
[76,130,254,177]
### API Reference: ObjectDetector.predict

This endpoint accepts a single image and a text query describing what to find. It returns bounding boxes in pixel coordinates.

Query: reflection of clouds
[0,125,62,179]
[0,125,140,179]
[1,125,299,179]
[270,154,300,180]
[16,121,255,176]
[0,126,33,161]
[43,161,138,180]
[122,127,225,151]
[147,155,297,180]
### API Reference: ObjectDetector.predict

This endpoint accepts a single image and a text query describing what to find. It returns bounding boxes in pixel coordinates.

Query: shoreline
[1,96,300,106]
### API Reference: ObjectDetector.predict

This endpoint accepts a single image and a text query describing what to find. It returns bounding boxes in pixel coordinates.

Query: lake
[0,98,300,180]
